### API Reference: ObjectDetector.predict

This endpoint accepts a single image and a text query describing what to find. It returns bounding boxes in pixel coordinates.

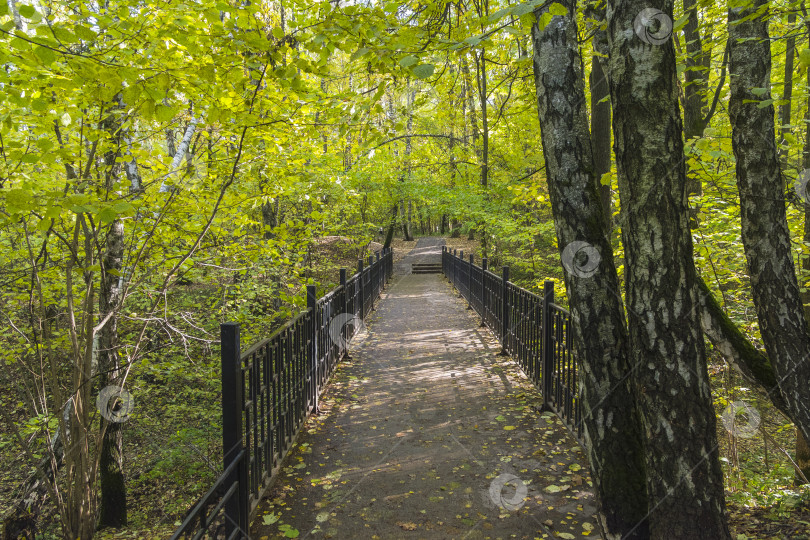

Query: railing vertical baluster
[542,280,555,410]
[500,266,510,356]
[221,322,248,537]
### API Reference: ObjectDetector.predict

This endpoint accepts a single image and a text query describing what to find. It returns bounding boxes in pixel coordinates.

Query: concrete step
[411,263,442,274]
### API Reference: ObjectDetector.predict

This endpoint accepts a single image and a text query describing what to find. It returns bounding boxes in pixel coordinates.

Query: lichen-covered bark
[728,0,810,448]
[532,3,648,537]
[605,0,730,536]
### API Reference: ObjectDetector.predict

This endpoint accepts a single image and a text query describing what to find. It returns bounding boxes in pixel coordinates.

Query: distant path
[253,239,596,539]
[394,236,445,275]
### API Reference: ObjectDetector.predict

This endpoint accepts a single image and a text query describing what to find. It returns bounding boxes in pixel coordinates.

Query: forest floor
[253,238,597,539]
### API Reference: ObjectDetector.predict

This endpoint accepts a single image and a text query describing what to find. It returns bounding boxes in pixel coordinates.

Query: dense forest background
[1,0,810,537]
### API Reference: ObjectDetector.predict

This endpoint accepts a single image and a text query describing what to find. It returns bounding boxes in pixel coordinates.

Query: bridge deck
[252,239,596,539]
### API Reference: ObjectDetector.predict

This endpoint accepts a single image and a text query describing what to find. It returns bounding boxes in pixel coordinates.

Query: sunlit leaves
[411,63,435,79]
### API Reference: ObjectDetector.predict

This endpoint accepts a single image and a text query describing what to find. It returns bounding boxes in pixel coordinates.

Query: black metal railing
[442,247,582,441]
[172,249,394,540]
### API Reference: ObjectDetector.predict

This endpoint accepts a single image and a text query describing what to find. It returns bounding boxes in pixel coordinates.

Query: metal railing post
[500,266,510,356]
[441,246,446,276]
[376,252,381,290]
[307,285,319,414]
[542,280,555,409]
[481,258,488,327]
[357,259,364,319]
[467,254,474,309]
[340,268,348,316]
[368,255,375,311]
[339,268,351,359]
[459,251,464,297]
[221,322,248,537]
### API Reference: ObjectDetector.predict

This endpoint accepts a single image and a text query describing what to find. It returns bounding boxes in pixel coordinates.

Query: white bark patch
[677,456,697,493]
[596,408,605,440]
[678,361,692,385]
[659,416,674,442]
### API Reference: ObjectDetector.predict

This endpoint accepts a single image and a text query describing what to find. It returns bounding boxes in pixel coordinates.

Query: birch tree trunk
[97,217,126,528]
[96,100,130,529]
[531,3,648,537]
[606,0,730,535]
[402,84,414,241]
[779,11,796,165]
[160,116,199,192]
[799,15,810,485]
[586,0,612,225]
[728,0,810,447]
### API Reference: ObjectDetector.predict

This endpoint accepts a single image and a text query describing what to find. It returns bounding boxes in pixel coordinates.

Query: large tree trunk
[383,204,397,249]
[796,13,810,485]
[531,3,649,537]
[681,0,711,229]
[400,203,413,241]
[585,1,612,225]
[97,218,127,529]
[401,85,415,242]
[779,11,796,165]
[476,49,489,189]
[681,0,708,143]
[97,101,129,529]
[728,0,810,447]
[606,0,730,536]
[475,49,489,255]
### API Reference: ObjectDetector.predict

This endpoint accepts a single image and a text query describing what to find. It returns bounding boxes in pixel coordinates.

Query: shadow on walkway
[252,240,596,539]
